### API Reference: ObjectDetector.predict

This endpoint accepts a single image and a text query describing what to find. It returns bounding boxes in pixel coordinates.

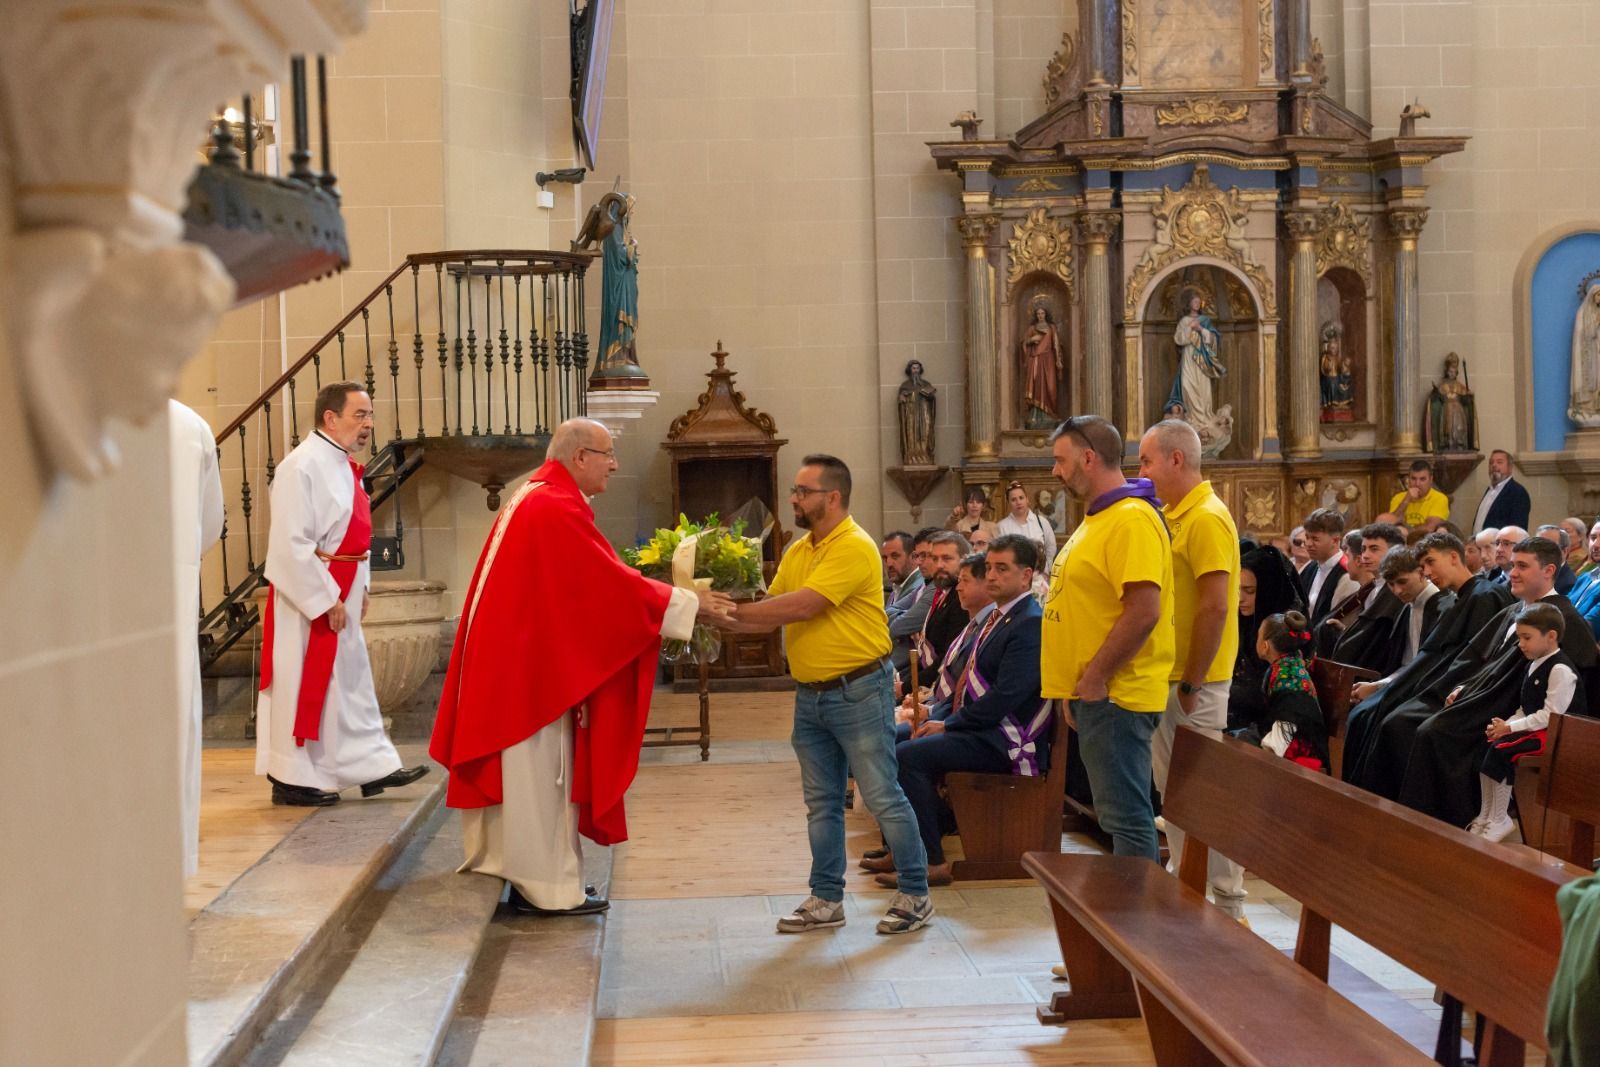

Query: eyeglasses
[577,446,616,460]
[789,485,829,498]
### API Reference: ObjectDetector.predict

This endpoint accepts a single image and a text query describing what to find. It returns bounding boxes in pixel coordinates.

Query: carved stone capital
[1386,207,1431,240]
[955,213,999,247]
[1282,209,1322,243]
[0,0,367,486]
[1075,211,1121,245]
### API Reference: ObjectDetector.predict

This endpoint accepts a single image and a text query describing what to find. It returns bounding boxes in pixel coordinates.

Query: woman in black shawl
[1229,545,1306,732]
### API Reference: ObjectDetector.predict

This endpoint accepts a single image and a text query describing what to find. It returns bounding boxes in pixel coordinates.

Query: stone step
[243,808,504,1067]
[434,847,615,1067]
[187,755,442,1067]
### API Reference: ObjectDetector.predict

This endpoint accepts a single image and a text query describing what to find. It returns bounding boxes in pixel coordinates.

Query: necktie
[952,609,1004,712]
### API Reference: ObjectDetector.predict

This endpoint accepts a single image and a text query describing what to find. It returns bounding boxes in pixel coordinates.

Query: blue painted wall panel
[1531,232,1600,451]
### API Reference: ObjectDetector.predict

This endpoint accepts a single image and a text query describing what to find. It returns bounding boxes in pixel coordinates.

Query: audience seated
[1472,527,1499,577]
[947,486,999,546]
[1568,519,1600,635]
[1316,523,1406,666]
[869,536,1046,888]
[1342,530,1514,793]
[900,531,971,691]
[1286,525,1311,578]
[1230,545,1306,732]
[1560,517,1590,575]
[1299,507,1358,624]
[893,553,994,739]
[1489,526,1528,585]
[1371,545,1446,677]
[1534,524,1579,595]
[886,527,941,672]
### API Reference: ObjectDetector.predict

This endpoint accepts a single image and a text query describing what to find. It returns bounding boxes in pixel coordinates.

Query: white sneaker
[776,895,845,933]
[1466,816,1488,835]
[1482,815,1518,843]
[876,891,934,935]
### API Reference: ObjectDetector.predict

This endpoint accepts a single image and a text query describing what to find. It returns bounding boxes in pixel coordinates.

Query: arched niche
[1514,227,1600,452]
[1134,262,1263,460]
[1008,271,1073,431]
[1317,267,1367,426]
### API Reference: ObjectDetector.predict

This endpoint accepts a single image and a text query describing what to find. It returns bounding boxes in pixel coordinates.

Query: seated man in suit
[1372,545,1446,676]
[887,527,942,673]
[1534,524,1579,595]
[1300,507,1359,624]
[893,552,995,740]
[1318,523,1407,667]
[1489,526,1527,585]
[1568,520,1600,635]
[897,531,971,693]
[874,535,1046,888]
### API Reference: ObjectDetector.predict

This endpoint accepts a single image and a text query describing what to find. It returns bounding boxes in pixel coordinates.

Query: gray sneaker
[876,891,934,934]
[776,895,846,934]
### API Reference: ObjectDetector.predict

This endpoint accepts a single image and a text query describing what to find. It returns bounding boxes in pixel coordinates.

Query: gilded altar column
[1284,209,1322,459]
[1076,210,1120,421]
[958,214,1000,458]
[1388,208,1429,455]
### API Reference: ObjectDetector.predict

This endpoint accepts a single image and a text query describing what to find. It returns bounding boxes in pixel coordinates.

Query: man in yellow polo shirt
[1388,459,1451,528]
[731,454,932,935]
[1137,419,1244,895]
[1042,415,1174,862]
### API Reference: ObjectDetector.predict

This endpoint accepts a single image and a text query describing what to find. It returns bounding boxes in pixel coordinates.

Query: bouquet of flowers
[623,512,764,663]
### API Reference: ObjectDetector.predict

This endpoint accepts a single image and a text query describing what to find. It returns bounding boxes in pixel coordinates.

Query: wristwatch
[1177,680,1197,696]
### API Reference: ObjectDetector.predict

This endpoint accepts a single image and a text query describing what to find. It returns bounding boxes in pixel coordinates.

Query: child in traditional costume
[1254,610,1331,773]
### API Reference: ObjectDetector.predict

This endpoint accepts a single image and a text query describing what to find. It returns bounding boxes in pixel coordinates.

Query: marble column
[957,214,1000,458]
[1388,207,1430,455]
[1291,0,1314,79]
[1084,0,1108,86]
[1076,211,1120,422]
[1284,210,1323,459]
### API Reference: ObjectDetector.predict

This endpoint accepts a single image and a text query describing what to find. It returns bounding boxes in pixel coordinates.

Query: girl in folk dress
[1254,611,1331,773]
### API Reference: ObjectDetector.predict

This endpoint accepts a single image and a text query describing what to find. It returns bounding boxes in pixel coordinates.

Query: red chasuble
[428,460,672,845]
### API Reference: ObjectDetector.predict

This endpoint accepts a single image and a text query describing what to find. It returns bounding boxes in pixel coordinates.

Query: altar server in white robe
[170,399,224,877]
[255,382,428,806]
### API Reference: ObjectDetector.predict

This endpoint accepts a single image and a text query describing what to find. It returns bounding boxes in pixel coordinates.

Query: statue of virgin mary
[1165,291,1232,456]
[1571,283,1600,427]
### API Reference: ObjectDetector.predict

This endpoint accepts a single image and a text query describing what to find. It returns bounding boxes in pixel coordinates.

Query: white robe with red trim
[255,433,401,791]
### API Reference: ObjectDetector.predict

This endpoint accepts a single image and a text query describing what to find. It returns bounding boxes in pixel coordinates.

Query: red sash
[259,458,372,746]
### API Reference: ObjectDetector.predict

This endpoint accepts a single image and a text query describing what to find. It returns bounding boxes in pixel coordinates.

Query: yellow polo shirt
[768,515,891,684]
[1164,481,1240,684]
[1388,487,1450,527]
[1040,496,1175,712]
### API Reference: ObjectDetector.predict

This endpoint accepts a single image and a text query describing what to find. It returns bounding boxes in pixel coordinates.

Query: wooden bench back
[1164,725,1582,1050]
[1535,711,1600,866]
[1310,657,1378,739]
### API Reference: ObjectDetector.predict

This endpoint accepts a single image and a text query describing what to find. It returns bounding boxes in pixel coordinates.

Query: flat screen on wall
[571,0,614,171]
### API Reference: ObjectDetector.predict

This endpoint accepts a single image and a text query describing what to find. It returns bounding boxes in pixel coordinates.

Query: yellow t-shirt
[1040,496,1176,712]
[1164,481,1240,684]
[1388,487,1450,527]
[768,515,892,684]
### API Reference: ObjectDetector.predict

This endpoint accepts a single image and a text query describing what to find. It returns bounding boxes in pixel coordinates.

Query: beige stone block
[387,0,441,10]
[707,54,797,98]
[287,270,358,341]
[1369,44,1442,87]
[330,76,390,141]
[752,12,840,55]
[870,48,950,92]
[1537,45,1592,89]
[904,6,977,50]
[340,140,446,207]
[630,55,712,99]
[340,204,393,272]
[340,10,444,79]
[793,135,874,179]
[211,301,270,344]
[386,77,445,142]
[871,6,908,48]
[1402,3,1473,46]
[943,47,979,92]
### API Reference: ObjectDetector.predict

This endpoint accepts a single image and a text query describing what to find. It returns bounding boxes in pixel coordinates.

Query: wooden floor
[184,746,315,919]
[595,1007,1153,1066]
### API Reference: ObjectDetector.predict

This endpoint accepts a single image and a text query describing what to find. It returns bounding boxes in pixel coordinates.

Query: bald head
[549,418,617,495]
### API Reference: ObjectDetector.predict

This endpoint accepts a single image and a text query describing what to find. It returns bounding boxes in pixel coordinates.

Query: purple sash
[927,617,982,704]
[961,658,1053,776]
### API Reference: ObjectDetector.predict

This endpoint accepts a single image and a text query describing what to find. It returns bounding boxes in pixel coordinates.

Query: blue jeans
[792,661,929,900]
[1072,697,1160,862]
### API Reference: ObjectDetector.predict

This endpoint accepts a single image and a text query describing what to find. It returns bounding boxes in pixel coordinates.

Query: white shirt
[1306,553,1345,611]
[1404,582,1440,665]
[996,511,1058,566]
[1473,478,1509,534]
[1506,652,1578,733]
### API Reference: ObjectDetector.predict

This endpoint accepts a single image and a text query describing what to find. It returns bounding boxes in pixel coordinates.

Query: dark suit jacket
[900,586,970,686]
[940,597,1049,767]
[1301,558,1349,624]
[1556,563,1578,596]
[1479,477,1531,532]
[1326,585,1404,668]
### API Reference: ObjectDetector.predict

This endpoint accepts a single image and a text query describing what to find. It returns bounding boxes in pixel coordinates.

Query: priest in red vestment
[429,418,734,915]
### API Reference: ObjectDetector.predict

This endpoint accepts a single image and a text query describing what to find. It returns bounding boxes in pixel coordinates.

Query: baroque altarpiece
[929,0,1467,536]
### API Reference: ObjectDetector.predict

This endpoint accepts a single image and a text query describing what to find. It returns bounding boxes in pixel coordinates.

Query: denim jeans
[1072,697,1160,862]
[792,661,928,900]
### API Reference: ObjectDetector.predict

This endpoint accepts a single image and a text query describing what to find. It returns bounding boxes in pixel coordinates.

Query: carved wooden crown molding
[1154,99,1249,128]
[1007,207,1075,292]
[0,0,365,488]
[1042,32,1075,108]
[1314,201,1373,288]
[666,344,779,443]
[1387,207,1431,239]
[1124,164,1276,318]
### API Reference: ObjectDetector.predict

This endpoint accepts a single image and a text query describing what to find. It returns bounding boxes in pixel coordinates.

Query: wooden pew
[1309,656,1378,779]
[945,704,1069,880]
[1515,711,1600,868]
[1025,726,1584,1066]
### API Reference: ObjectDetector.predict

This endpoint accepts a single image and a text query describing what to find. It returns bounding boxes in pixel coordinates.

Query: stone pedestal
[1558,428,1600,518]
[585,388,661,436]
[364,580,447,731]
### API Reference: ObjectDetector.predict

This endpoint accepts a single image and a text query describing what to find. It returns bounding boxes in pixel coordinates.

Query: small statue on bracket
[950,110,982,141]
[896,359,938,466]
[1318,322,1355,422]
[1423,351,1476,453]
[1399,99,1432,138]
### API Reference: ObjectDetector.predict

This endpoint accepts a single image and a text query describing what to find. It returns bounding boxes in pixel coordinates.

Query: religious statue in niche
[1319,322,1355,422]
[574,186,646,383]
[1423,352,1477,453]
[1019,296,1064,430]
[1165,291,1232,456]
[1569,283,1600,427]
[897,359,938,466]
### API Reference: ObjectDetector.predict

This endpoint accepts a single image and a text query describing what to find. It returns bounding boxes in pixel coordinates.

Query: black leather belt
[797,657,888,692]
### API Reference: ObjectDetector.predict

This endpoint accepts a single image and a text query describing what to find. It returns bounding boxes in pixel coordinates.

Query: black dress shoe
[506,885,610,916]
[360,764,431,798]
[268,776,340,807]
